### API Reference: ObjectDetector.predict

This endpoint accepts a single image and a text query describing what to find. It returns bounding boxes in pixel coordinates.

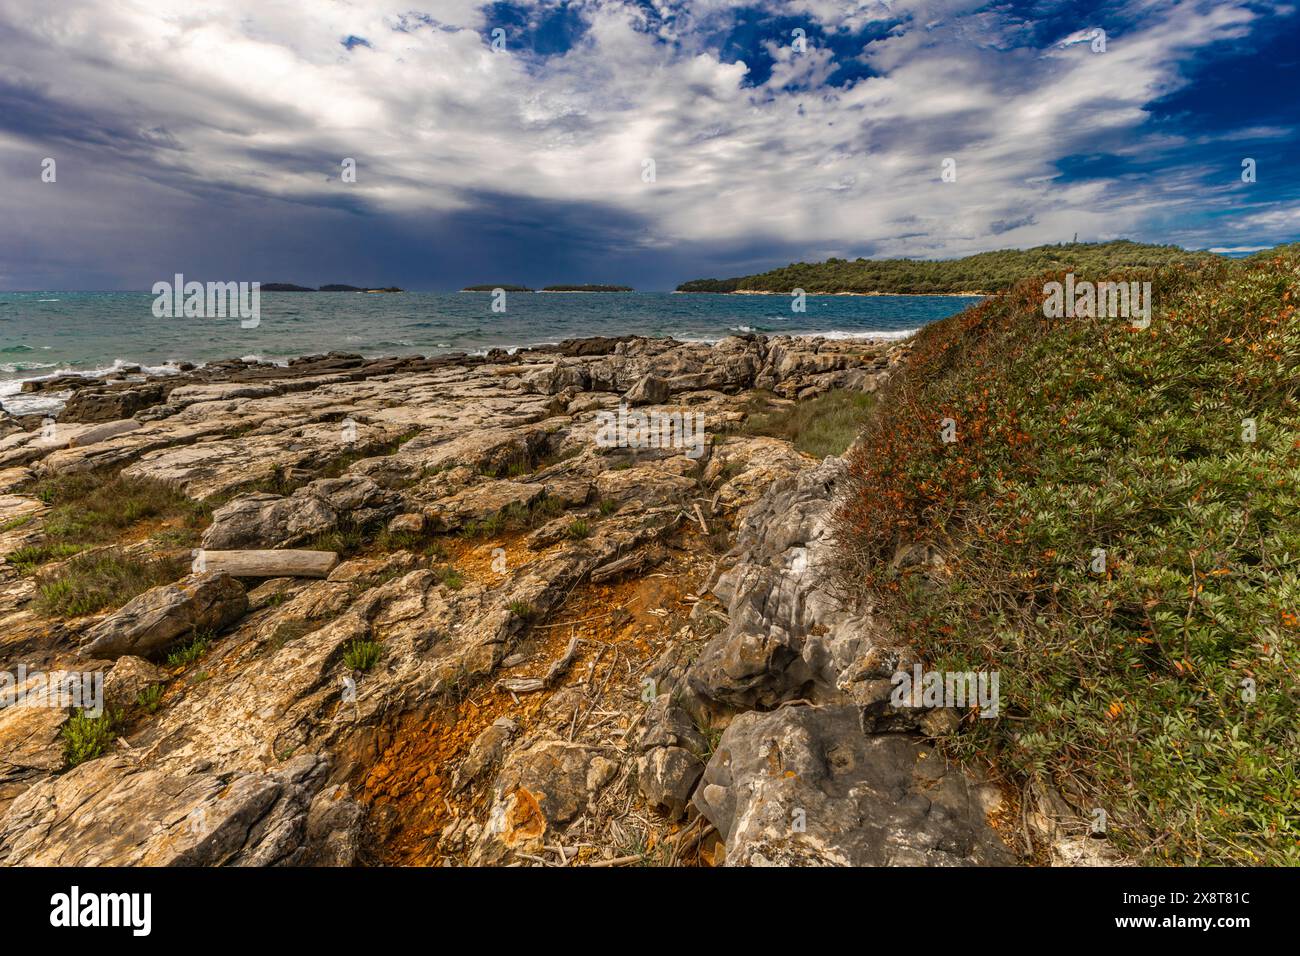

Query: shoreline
[0,331,918,421]
[678,289,991,297]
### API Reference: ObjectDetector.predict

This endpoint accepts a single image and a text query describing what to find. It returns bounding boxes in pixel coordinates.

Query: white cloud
[0,0,1295,277]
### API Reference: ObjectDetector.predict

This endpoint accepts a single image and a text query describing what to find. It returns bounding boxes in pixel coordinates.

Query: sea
[0,291,980,416]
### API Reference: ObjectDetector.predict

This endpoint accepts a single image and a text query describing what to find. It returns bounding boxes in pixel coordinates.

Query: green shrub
[838,251,1300,864]
[343,638,383,671]
[166,631,213,668]
[61,709,120,768]
[136,684,164,713]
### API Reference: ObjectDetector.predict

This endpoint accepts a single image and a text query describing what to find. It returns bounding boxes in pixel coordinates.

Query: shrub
[343,638,383,671]
[61,709,120,768]
[837,252,1300,864]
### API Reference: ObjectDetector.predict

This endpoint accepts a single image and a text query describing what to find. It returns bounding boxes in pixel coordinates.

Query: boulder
[102,656,166,711]
[79,572,248,660]
[202,493,335,551]
[693,704,1011,866]
[471,738,618,863]
[201,475,398,550]
[634,695,709,820]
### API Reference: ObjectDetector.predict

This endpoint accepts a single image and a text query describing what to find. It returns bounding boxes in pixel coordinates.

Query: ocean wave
[797,328,919,341]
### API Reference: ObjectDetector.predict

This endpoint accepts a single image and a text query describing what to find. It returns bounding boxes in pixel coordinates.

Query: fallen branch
[202,549,338,578]
[496,637,580,695]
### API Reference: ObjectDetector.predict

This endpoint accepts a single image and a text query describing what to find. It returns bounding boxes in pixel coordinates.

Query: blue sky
[0,0,1297,290]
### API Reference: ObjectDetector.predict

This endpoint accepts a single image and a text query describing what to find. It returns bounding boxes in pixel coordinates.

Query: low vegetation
[343,638,383,671]
[738,388,876,458]
[837,250,1300,864]
[11,472,205,574]
[166,630,214,668]
[679,240,1216,294]
[61,709,120,768]
[36,549,188,617]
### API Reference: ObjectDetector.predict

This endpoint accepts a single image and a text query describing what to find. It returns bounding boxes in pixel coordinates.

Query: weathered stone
[79,572,248,660]
[386,512,425,535]
[471,738,618,863]
[693,704,1011,866]
[202,493,336,550]
[102,656,165,711]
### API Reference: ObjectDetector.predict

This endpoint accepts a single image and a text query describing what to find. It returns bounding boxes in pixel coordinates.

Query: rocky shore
[0,333,1029,866]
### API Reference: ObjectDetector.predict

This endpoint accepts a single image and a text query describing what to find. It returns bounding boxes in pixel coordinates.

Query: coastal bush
[837,251,1300,864]
[679,239,1214,294]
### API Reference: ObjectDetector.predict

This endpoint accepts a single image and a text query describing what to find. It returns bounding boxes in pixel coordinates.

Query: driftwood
[201,549,338,578]
[590,552,645,583]
[497,637,580,694]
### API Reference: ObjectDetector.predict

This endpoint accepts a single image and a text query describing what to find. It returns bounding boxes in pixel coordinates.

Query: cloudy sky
[1,0,1297,290]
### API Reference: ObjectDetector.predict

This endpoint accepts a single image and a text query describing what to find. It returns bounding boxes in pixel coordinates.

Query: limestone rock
[79,572,248,660]
[693,704,1011,866]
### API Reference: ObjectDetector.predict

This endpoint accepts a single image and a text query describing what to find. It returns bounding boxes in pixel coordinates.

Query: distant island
[460,284,634,293]
[675,240,1218,295]
[261,283,404,292]
[541,284,633,292]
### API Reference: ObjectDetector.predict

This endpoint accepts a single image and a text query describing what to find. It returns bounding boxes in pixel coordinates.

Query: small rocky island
[261,284,404,293]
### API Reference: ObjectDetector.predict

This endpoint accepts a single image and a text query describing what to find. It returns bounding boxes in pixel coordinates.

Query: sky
[0,0,1297,291]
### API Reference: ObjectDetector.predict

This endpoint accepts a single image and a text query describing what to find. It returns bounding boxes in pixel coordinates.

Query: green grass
[136,684,164,714]
[11,472,205,574]
[459,496,565,539]
[61,709,120,768]
[435,564,464,590]
[507,600,537,621]
[0,514,34,534]
[166,630,214,668]
[838,251,1300,865]
[36,549,189,617]
[739,388,876,458]
[566,519,590,539]
[343,638,383,671]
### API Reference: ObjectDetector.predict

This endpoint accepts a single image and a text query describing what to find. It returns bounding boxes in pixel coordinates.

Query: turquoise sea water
[0,290,980,413]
